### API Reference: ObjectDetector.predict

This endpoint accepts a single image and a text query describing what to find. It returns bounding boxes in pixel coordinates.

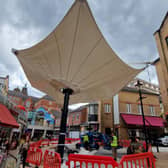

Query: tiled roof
[8,90,39,103]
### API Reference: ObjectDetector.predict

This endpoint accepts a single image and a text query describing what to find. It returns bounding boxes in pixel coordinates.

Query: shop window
[104,104,111,113]
[105,128,111,135]
[126,104,131,113]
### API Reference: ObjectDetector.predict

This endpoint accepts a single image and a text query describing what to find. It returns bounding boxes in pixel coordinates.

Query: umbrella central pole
[57,88,73,162]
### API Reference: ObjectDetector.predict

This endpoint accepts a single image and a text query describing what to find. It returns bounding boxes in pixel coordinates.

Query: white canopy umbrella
[12,0,142,159]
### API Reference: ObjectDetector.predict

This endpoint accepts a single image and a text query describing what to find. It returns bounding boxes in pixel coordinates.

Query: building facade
[154,12,168,113]
[67,79,165,140]
[0,75,9,96]
[7,85,62,139]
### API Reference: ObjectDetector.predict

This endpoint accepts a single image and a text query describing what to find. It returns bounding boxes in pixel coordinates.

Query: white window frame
[138,104,142,114]
[126,104,131,113]
[104,104,111,113]
[88,104,98,115]
[149,106,155,116]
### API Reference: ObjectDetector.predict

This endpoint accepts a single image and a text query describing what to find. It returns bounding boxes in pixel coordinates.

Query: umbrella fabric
[13,0,142,104]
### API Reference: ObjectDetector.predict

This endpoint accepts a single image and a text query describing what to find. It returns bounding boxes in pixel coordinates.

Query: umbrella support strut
[57,88,73,162]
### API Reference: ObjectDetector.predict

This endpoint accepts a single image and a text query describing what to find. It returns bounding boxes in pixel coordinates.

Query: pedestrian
[4,138,10,154]
[111,132,118,161]
[20,136,30,168]
[83,134,89,150]
[127,136,145,155]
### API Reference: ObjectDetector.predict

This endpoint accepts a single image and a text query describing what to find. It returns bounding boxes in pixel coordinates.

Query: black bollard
[156,143,159,153]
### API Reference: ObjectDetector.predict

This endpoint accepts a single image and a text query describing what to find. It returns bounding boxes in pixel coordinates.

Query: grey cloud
[88,0,168,65]
[0,0,167,96]
[7,1,74,34]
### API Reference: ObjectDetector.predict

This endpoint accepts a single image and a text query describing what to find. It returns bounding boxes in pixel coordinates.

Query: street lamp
[135,80,148,152]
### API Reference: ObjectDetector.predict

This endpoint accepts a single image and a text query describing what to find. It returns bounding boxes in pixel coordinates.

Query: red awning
[145,116,165,127]
[0,104,19,128]
[16,105,26,111]
[121,113,165,127]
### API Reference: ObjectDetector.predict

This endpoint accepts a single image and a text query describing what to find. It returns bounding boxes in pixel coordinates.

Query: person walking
[20,135,30,168]
[111,132,118,161]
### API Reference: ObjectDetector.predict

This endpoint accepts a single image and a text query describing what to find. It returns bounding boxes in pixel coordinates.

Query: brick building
[27,95,61,139]
[154,12,168,118]
[7,84,62,139]
[54,105,87,137]
[67,78,165,140]
[0,75,9,96]
[8,85,40,110]
[34,95,61,113]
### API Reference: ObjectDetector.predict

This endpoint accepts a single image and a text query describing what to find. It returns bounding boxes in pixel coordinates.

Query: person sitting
[127,137,145,154]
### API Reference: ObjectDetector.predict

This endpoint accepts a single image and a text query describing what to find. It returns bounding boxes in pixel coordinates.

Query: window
[88,104,98,115]
[76,114,79,120]
[104,104,111,113]
[138,104,142,114]
[72,114,75,121]
[88,104,98,122]
[149,106,155,116]
[166,36,168,46]
[126,104,131,113]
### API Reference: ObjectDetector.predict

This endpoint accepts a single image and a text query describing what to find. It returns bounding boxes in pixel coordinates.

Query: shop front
[120,113,166,141]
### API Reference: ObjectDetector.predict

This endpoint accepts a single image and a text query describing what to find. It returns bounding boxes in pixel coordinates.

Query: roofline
[0,76,8,80]
[122,86,159,96]
[151,58,160,65]
[154,11,168,35]
[135,77,159,87]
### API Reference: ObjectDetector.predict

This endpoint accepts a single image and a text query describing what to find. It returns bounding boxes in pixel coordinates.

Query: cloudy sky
[0,0,167,100]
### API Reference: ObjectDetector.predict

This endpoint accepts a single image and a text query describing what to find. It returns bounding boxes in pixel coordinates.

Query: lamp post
[135,80,148,152]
